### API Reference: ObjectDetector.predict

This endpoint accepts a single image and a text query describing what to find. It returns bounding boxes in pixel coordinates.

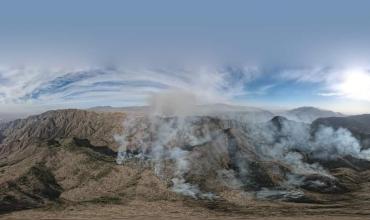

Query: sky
[0,0,370,114]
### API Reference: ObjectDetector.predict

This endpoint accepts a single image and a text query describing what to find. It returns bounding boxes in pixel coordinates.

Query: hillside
[0,109,370,218]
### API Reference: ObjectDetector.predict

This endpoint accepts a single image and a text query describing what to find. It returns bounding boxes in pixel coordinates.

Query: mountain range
[0,107,370,218]
[89,105,343,123]
[283,106,344,123]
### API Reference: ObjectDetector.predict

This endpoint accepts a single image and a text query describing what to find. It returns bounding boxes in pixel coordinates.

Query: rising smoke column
[115,90,217,198]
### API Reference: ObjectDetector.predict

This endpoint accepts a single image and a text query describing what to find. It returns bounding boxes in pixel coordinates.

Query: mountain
[0,109,176,214]
[283,106,344,123]
[89,104,275,123]
[88,106,149,115]
[0,109,124,152]
[1,109,370,218]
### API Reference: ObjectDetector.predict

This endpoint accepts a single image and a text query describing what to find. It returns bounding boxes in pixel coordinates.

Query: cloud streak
[0,65,369,114]
[0,65,259,109]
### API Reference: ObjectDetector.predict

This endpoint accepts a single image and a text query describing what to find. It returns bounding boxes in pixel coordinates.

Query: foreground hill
[0,109,370,218]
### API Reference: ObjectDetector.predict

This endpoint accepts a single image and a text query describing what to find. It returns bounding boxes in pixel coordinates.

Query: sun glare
[335,69,370,101]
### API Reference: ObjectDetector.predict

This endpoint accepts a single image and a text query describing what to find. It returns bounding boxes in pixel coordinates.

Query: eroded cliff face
[1,110,370,214]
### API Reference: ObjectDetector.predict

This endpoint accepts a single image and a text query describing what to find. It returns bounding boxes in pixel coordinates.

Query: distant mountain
[283,106,344,123]
[89,103,275,123]
[197,103,269,112]
[0,113,30,124]
[88,106,149,115]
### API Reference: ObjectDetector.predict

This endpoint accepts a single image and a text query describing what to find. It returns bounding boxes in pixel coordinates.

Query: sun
[335,69,370,101]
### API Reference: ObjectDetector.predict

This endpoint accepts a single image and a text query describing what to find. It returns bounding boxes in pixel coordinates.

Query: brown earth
[0,109,370,219]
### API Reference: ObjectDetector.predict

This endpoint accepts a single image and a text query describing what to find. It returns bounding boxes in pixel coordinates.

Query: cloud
[277,67,342,84]
[316,92,339,97]
[0,64,368,114]
[253,84,277,95]
[277,67,370,102]
[0,65,260,110]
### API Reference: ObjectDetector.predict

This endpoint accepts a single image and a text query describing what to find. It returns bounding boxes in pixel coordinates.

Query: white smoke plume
[115,91,370,200]
[115,90,217,198]
[147,116,217,199]
[312,126,370,160]
[148,89,198,117]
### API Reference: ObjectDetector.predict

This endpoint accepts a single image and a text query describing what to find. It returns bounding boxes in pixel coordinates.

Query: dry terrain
[1,109,370,219]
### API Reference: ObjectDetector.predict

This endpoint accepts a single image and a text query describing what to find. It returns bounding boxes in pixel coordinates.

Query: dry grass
[1,199,370,220]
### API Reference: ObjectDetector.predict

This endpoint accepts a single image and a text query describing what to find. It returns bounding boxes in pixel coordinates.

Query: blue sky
[0,0,369,114]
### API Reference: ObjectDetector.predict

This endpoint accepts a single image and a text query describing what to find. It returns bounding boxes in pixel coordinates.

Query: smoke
[114,91,370,200]
[169,147,214,199]
[114,115,152,164]
[148,117,217,199]
[115,91,218,198]
[312,126,370,160]
[253,117,370,161]
[148,89,198,117]
[239,117,370,189]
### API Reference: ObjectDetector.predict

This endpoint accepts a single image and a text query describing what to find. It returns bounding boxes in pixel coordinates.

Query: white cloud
[1,64,368,115]
[278,66,370,102]
[0,65,258,112]
[278,68,331,83]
